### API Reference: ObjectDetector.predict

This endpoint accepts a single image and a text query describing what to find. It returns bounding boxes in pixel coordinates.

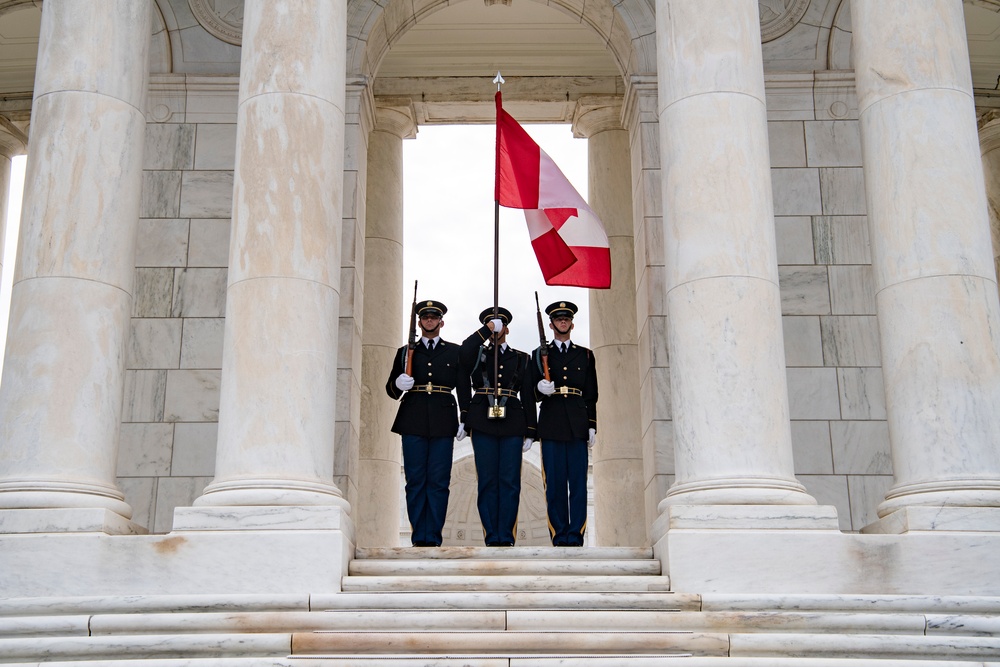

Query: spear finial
[493,71,505,92]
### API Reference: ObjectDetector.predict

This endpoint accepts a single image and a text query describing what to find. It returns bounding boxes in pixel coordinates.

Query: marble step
[6,609,998,638]
[310,591,698,610]
[290,630,1000,660]
[348,558,661,576]
[355,546,654,560]
[291,630,729,656]
[0,659,993,667]
[340,574,672,592]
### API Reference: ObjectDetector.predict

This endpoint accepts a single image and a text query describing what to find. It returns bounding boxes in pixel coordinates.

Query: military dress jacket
[385,339,471,438]
[530,340,598,441]
[459,325,538,439]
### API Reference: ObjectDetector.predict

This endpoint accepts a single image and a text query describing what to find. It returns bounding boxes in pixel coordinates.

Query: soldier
[460,307,537,547]
[531,301,598,547]
[386,300,470,547]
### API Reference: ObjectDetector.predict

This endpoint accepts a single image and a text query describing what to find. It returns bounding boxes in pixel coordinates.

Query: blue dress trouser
[401,434,454,546]
[471,433,523,545]
[540,438,588,546]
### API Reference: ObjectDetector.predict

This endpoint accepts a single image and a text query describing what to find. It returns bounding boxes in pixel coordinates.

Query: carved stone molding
[759,0,810,43]
[189,0,244,46]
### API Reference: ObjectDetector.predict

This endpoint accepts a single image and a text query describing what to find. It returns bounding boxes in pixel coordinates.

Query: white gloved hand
[522,438,533,452]
[456,424,467,441]
[489,318,504,332]
[395,374,415,391]
[588,428,596,448]
[537,379,555,396]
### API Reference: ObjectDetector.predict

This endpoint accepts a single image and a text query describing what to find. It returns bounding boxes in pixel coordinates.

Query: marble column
[0,126,26,287]
[978,111,1000,297]
[853,0,1000,519]
[573,97,647,546]
[0,1,151,523]
[357,101,415,547]
[193,0,349,510]
[655,0,816,509]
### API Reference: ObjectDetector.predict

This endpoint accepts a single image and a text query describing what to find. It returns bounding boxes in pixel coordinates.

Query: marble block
[128,318,182,369]
[135,218,189,267]
[775,216,814,264]
[188,218,231,268]
[805,120,862,167]
[163,369,221,422]
[862,506,1000,535]
[820,167,867,215]
[782,316,824,367]
[171,422,218,477]
[779,266,831,315]
[118,423,174,476]
[771,167,822,216]
[144,123,195,170]
[0,508,147,536]
[180,317,224,369]
[767,121,806,167]
[786,367,841,420]
[194,123,237,170]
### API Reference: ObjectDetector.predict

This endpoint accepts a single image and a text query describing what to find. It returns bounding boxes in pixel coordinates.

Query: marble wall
[119,84,236,532]
[117,75,889,535]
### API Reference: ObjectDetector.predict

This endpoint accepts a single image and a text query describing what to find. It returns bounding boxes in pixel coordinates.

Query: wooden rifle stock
[405,280,418,375]
[534,292,550,382]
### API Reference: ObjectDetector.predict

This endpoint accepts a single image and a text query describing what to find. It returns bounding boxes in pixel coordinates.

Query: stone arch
[828,0,852,71]
[345,0,652,82]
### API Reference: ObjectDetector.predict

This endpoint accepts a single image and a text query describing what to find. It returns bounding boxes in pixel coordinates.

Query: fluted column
[853,0,1000,518]
[655,0,815,508]
[358,101,415,546]
[573,97,646,546]
[194,0,349,509]
[0,1,151,521]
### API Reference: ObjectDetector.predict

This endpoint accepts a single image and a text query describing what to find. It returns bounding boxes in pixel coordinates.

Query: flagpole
[491,72,505,413]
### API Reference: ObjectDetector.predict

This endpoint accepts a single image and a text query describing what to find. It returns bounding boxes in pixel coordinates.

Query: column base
[193,478,352,511]
[877,479,1000,517]
[652,504,1000,594]
[659,476,818,509]
[0,482,133,518]
[862,506,1000,534]
[651,503,840,544]
[0,508,147,535]
[0,509,355,597]
[173,504,354,540]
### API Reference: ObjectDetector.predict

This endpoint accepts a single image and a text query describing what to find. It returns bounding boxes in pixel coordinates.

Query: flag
[495,91,611,289]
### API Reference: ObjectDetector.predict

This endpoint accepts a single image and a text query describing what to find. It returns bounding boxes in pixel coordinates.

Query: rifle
[405,280,418,376]
[534,291,550,382]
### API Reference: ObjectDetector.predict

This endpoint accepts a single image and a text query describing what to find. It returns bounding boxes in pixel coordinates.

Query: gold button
[428,372,433,376]
[562,367,568,371]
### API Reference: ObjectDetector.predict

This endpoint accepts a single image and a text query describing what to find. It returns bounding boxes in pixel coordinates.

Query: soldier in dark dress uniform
[530,301,598,547]
[386,300,470,547]
[459,307,538,546]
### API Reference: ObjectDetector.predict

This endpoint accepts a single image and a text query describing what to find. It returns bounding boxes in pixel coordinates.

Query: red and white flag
[495,92,611,289]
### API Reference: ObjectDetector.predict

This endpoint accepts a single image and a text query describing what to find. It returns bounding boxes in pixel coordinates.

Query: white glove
[395,374,414,391]
[490,318,504,332]
[456,424,467,441]
[522,438,533,452]
[588,428,596,448]
[537,379,555,396]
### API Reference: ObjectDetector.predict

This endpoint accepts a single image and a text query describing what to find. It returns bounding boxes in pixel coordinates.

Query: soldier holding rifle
[459,306,537,547]
[531,300,598,547]
[386,291,470,547]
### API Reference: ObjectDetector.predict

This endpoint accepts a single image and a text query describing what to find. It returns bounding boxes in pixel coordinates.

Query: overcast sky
[402,123,591,354]
[0,124,590,374]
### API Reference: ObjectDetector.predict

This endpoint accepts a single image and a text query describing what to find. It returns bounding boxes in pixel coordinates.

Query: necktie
[427,340,434,351]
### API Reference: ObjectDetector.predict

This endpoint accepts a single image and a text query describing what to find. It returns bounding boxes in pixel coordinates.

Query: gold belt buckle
[424,383,433,394]
[488,405,506,419]
[558,386,569,395]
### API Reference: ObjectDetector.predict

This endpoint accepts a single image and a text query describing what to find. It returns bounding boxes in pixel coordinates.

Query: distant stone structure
[0,0,998,602]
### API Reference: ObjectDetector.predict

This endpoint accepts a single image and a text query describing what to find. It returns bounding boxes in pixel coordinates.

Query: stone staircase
[0,546,999,664]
